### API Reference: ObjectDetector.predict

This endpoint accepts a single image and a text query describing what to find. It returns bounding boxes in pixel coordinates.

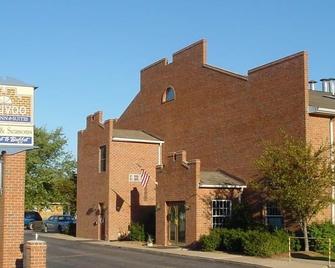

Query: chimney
[308,80,317,91]
[329,78,335,95]
[320,78,330,92]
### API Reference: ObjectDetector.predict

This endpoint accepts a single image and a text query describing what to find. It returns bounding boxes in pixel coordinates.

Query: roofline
[248,51,306,74]
[308,106,335,116]
[203,64,247,81]
[199,184,247,189]
[0,82,37,89]
[112,137,164,144]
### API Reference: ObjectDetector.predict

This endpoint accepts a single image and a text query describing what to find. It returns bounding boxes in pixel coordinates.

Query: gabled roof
[199,170,246,188]
[112,129,164,144]
[309,90,335,110]
[0,76,36,88]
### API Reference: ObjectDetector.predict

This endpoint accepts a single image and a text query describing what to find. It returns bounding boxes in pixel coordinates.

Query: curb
[35,232,270,268]
[101,243,271,268]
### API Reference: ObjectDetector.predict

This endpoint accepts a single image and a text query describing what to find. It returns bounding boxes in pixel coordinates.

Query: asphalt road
[24,232,250,268]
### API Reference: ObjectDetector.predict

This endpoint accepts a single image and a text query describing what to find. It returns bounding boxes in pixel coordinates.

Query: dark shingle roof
[112,129,163,143]
[309,90,335,110]
[199,170,246,188]
[0,76,36,88]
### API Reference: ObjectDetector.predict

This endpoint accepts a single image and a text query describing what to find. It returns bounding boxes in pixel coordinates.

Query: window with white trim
[129,174,140,183]
[212,200,232,228]
[265,203,283,229]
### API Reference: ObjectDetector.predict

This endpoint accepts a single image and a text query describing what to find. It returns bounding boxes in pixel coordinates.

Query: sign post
[0,78,36,268]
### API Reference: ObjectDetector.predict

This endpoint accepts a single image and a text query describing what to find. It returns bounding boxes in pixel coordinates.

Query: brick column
[24,240,47,268]
[0,152,26,268]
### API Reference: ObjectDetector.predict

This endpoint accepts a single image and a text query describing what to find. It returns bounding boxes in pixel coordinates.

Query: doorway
[167,202,186,244]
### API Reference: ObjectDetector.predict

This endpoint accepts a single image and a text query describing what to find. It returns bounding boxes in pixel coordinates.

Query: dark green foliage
[309,221,335,254]
[25,127,76,213]
[129,223,145,241]
[226,202,254,230]
[243,230,289,257]
[199,228,223,251]
[199,228,290,257]
[221,228,247,252]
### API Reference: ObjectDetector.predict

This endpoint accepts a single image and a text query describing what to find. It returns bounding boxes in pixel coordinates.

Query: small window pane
[212,200,232,228]
[129,174,140,182]
[164,87,175,102]
[99,145,107,172]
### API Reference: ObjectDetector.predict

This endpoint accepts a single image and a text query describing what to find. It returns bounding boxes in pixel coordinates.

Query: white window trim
[129,173,141,183]
[265,203,283,226]
[212,199,232,228]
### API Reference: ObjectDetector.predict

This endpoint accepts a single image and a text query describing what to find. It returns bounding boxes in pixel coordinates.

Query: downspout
[330,118,335,224]
[158,143,162,165]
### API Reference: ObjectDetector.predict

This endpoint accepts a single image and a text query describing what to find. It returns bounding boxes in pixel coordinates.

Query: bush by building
[129,223,145,241]
[309,221,335,254]
[199,228,290,257]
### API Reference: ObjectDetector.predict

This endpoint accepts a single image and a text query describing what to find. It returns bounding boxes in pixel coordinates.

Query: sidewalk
[34,232,333,268]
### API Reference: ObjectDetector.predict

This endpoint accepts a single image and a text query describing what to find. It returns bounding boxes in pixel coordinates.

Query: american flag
[140,169,150,188]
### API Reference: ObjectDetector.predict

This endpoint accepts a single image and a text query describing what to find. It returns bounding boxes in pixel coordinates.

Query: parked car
[42,215,76,233]
[24,211,42,230]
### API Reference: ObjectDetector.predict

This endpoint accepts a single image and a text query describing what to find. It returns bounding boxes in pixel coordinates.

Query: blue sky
[1,1,334,157]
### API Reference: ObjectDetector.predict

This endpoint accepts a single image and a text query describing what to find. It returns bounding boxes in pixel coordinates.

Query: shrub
[129,223,145,241]
[199,228,223,251]
[242,230,289,257]
[221,228,247,252]
[309,221,335,254]
[199,228,290,257]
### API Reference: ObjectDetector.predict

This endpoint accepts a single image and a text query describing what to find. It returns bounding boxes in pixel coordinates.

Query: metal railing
[289,236,332,267]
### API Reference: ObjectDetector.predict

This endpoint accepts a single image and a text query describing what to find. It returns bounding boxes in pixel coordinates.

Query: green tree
[255,135,335,251]
[25,127,76,213]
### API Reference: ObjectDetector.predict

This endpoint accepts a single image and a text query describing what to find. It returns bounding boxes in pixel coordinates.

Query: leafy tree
[25,127,76,213]
[255,135,335,251]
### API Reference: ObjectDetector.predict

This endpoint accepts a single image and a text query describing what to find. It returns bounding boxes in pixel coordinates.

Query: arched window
[162,87,176,103]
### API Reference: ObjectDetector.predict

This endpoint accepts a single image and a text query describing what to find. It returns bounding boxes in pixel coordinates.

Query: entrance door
[167,202,186,244]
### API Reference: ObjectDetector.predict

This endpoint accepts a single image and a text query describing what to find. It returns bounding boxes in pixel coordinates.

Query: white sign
[0,85,34,147]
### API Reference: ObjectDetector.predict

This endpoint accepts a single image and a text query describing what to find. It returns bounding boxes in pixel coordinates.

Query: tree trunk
[303,220,309,252]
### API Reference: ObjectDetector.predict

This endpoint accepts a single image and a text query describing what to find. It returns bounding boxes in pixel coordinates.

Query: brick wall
[116,40,308,183]
[77,112,112,240]
[108,141,158,240]
[77,112,158,240]
[156,150,241,245]
[0,152,26,268]
[156,151,199,245]
[24,240,46,268]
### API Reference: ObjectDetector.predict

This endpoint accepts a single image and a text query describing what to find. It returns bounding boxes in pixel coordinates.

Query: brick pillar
[24,240,47,268]
[0,152,26,268]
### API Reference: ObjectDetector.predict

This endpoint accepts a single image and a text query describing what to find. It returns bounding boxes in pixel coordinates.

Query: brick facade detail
[0,152,26,268]
[77,112,159,240]
[156,151,241,245]
[23,241,47,268]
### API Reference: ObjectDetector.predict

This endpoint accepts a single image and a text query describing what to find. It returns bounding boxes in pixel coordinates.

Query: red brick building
[77,40,335,245]
[77,112,163,240]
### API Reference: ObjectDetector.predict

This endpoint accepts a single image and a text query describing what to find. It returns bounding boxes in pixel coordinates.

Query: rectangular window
[99,145,107,172]
[265,203,283,229]
[212,199,232,228]
[129,174,140,182]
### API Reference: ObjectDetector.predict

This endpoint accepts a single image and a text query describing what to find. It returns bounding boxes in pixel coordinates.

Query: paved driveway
[24,232,250,268]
